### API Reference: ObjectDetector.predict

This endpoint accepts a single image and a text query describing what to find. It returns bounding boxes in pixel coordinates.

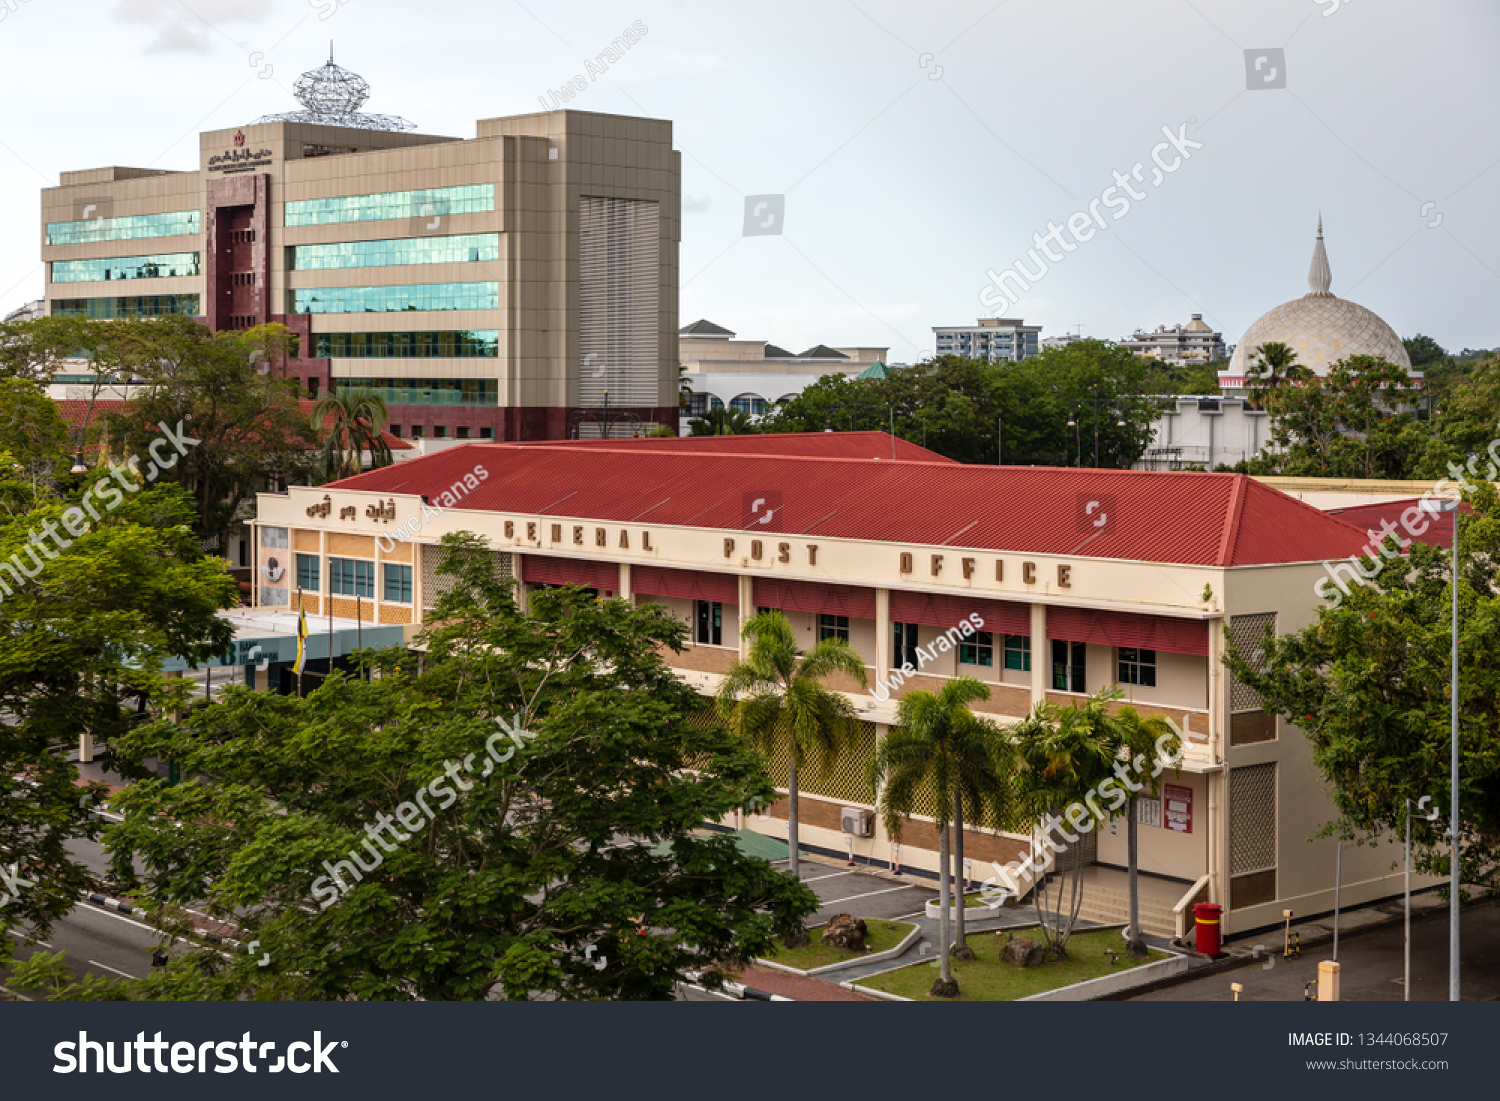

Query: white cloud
[113,0,272,53]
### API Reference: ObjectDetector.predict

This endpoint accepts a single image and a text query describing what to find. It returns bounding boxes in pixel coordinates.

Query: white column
[1029,602,1048,707]
[738,574,753,659]
[618,562,632,602]
[513,552,529,615]
[874,588,891,682]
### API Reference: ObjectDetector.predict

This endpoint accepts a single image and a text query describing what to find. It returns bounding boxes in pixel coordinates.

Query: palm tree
[688,406,757,436]
[311,385,392,480]
[1111,706,1182,959]
[868,678,1011,997]
[1246,341,1314,410]
[717,610,867,947]
[678,364,693,411]
[1009,688,1121,958]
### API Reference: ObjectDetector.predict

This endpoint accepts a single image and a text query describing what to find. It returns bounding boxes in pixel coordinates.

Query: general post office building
[248,431,1430,938]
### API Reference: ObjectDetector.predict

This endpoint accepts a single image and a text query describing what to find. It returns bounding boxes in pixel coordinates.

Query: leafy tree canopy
[74,535,814,1001]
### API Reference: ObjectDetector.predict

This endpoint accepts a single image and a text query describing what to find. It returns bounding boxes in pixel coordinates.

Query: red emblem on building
[233,130,245,148]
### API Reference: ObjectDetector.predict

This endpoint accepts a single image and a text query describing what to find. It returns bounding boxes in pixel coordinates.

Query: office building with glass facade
[41,92,681,440]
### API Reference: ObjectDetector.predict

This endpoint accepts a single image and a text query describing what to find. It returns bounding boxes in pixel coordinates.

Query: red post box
[1194,902,1223,957]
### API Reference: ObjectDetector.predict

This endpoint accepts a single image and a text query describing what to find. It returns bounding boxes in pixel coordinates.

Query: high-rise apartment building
[39,58,681,441]
[932,317,1041,362]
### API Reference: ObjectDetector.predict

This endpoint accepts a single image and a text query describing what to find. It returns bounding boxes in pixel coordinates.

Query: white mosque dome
[1224,219,1411,383]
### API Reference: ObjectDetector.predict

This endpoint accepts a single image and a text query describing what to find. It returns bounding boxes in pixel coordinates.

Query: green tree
[98,316,314,549]
[0,470,235,968]
[688,406,759,436]
[1403,334,1449,369]
[1224,482,1500,893]
[717,610,867,942]
[1110,706,1181,959]
[77,535,815,1000]
[1008,689,1122,957]
[311,385,393,481]
[1244,341,1314,411]
[867,679,1012,995]
[0,316,124,384]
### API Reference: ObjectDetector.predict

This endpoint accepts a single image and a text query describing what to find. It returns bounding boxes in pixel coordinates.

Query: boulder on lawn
[1000,936,1046,968]
[820,913,869,952]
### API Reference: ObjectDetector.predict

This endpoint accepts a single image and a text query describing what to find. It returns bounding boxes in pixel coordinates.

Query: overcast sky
[1,0,1496,360]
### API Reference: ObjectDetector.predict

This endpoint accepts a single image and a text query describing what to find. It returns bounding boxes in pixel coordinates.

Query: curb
[753,921,923,977]
[82,894,251,951]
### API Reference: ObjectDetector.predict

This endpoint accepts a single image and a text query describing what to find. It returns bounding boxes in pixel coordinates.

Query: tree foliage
[759,341,1169,467]
[1224,482,1500,892]
[76,535,814,1000]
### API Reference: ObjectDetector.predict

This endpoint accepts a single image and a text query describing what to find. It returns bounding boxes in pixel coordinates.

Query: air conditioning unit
[841,807,874,837]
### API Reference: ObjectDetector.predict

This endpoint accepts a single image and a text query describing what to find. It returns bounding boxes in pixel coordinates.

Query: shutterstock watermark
[1313,437,1500,607]
[978,722,1186,902]
[0,421,199,605]
[872,614,985,703]
[0,862,34,909]
[309,713,538,908]
[977,120,1202,313]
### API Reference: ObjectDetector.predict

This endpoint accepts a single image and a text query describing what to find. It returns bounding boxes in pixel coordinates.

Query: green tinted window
[337,378,498,406]
[51,295,200,319]
[285,234,498,271]
[284,184,494,227]
[51,253,200,283]
[46,211,200,246]
[314,330,498,358]
[289,282,498,314]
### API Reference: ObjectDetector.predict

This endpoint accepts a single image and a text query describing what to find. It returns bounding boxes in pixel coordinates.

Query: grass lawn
[861,927,1167,1001]
[765,919,917,971]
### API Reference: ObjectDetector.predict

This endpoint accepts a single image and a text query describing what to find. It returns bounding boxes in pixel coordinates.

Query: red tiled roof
[327,440,1375,567]
[1327,498,1468,551]
[53,399,413,451]
[550,431,952,463]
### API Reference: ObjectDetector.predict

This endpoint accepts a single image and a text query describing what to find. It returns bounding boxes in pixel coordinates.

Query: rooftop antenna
[330,41,334,63]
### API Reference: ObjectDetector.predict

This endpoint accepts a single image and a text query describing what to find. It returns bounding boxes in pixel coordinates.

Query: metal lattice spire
[253,46,415,131]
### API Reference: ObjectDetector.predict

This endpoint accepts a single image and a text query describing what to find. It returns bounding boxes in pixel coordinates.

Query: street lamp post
[1419,494,1461,1002]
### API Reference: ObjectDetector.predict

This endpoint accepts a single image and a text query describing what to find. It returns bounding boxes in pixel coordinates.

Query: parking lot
[781,856,938,924]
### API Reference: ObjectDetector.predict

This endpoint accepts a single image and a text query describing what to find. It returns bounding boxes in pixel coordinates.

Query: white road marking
[813,885,919,906]
[6,929,53,948]
[76,902,183,941]
[87,959,138,980]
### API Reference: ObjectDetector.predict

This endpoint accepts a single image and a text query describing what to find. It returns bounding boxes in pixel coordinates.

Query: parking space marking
[801,870,858,884]
[812,885,919,906]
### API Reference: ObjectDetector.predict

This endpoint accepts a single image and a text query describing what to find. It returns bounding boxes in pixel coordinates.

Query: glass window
[284,184,495,227]
[1118,647,1157,687]
[729,394,768,415]
[695,600,722,646]
[1004,634,1031,671]
[893,622,919,668]
[45,210,200,246]
[383,563,413,603]
[295,553,319,592]
[329,557,374,598]
[336,378,498,406]
[51,295,200,319]
[1052,639,1087,692]
[819,614,849,642]
[685,393,724,416]
[959,630,993,668]
[313,330,499,358]
[288,283,499,315]
[51,253,201,283]
[285,233,499,271]
[479,427,494,439]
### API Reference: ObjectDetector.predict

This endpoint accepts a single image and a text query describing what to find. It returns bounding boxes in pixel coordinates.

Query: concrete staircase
[1071,878,1179,939]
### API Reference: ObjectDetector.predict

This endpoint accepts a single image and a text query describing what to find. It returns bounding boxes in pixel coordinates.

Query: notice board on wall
[1164,783,1193,833]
